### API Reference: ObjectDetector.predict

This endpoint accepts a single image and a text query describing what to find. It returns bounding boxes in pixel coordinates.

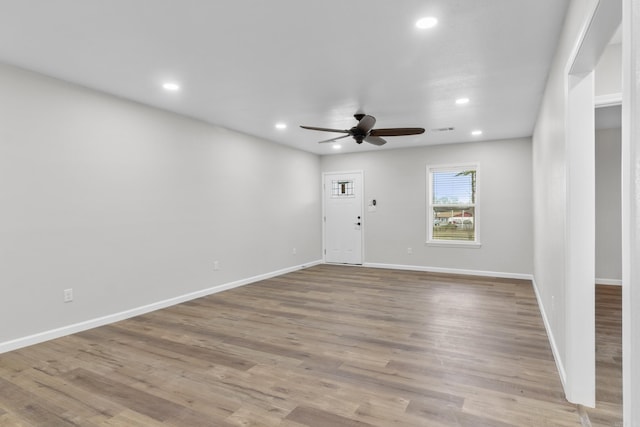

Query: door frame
[322,170,365,264]
[621,0,640,423]
[564,0,622,408]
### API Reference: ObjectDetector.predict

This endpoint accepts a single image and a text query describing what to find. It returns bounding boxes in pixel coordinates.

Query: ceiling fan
[300,113,425,146]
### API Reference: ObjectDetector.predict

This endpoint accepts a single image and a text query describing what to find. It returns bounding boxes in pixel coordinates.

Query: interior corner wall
[0,62,322,347]
[320,138,533,277]
[595,127,622,282]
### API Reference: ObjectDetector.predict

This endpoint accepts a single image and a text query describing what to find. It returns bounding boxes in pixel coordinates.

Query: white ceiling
[0,0,570,154]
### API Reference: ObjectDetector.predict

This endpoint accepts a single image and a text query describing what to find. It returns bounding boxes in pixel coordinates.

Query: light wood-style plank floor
[1,265,587,426]
[585,285,623,427]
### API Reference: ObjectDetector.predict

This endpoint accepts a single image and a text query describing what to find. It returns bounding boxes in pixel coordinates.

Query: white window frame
[426,163,481,247]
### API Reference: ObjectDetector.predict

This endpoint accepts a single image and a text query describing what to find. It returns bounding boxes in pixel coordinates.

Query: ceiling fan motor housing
[350,125,367,143]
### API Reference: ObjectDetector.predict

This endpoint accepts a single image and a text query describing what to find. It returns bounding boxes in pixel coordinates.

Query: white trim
[594,93,622,107]
[622,0,640,423]
[426,163,480,245]
[564,70,597,406]
[426,241,482,249]
[595,278,622,286]
[0,260,322,354]
[531,277,568,390]
[363,262,533,281]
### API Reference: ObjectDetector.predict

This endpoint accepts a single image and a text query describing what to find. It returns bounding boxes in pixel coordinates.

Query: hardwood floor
[585,285,623,427]
[0,265,586,426]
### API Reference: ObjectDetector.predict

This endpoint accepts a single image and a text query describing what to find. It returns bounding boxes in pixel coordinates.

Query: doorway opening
[564,0,621,409]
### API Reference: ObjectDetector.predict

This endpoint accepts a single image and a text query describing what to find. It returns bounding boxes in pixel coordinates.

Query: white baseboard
[531,277,567,391]
[363,262,534,281]
[0,260,322,354]
[595,278,622,286]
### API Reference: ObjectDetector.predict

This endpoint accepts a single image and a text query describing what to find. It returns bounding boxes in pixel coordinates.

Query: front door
[324,172,363,264]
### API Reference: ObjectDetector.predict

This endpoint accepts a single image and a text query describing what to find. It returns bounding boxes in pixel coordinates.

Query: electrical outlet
[213,260,220,271]
[63,288,73,303]
[407,247,413,254]
[292,247,297,255]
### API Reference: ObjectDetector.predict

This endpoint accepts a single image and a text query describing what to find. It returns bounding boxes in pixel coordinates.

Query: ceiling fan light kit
[300,114,425,146]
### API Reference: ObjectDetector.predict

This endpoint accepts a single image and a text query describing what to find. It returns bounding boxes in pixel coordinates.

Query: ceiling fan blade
[317,135,351,144]
[365,136,387,146]
[300,125,350,134]
[356,115,376,133]
[369,127,425,137]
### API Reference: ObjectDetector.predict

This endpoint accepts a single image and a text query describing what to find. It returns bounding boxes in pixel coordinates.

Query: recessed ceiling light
[456,98,470,105]
[162,82,180,91]
[472,130,483,136]
[332,144,342,150]
[275,123,287,130]
[416,17,438,29]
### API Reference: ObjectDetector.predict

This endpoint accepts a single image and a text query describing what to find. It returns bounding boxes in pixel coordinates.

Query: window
[427,164,479,245]
[331,180,354,197]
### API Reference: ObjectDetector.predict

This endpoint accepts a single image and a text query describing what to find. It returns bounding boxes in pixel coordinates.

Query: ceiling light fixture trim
[416,16,438,29]
[162,82,181,91]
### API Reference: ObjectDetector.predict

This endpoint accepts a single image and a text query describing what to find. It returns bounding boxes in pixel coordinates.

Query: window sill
[426,240,482,249]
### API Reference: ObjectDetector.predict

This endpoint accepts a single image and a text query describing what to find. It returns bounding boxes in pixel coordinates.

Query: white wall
[0,62,322,349]
[592,13,623,287]
[532,0,621,406]
[595,127,622,283]
[595,43,622,96]
[532,0,591,403]
[320,138,533,277]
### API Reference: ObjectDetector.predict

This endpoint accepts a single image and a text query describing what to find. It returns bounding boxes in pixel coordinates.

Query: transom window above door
[331,180,355,197]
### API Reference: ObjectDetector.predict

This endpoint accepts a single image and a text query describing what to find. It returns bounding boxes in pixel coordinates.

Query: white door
[324,172,363,264]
